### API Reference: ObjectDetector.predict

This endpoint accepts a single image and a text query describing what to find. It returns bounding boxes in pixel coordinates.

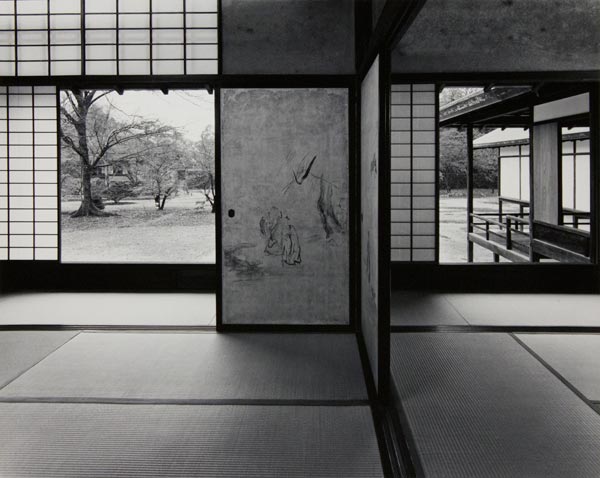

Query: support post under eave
[467,125,474,262]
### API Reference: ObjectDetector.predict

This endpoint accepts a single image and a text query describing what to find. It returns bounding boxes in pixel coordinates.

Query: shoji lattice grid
[0,0,218,76]
[390,84,436,262]
[0,86,58,261]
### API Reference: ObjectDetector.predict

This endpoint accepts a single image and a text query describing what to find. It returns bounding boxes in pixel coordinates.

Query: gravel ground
[61,193,215,263]
[61,192,514,265]
[439,196,521,263]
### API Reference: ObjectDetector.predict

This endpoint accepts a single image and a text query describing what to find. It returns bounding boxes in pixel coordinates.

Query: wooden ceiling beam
[357,0,428,79]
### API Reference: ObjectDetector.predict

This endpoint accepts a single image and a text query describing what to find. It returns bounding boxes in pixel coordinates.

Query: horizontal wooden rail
[531,220,592,263]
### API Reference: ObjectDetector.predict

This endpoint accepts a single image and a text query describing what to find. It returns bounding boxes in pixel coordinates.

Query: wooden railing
[468,211,592,264]
[531,221,591,264]
[469,213,530,258]
[561,208,591,229]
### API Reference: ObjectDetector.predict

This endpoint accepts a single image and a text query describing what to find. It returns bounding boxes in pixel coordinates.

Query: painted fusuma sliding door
[361,57,380,386]
[220,88,349,324]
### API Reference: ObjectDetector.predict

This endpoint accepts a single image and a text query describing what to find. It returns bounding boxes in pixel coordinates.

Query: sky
[91,89,215,141]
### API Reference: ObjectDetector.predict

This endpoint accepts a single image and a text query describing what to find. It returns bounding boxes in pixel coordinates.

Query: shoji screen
[562,138,590,212]
[0,86,58,261]
[0,0,81,76]
[361,56,380,389]
[499,145,530,202]
[0,0,218,76]
[390,84,436,262]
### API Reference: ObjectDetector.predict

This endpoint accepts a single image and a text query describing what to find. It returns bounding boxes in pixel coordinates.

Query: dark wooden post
[528,115,537,262]
[467,125,474,262]
[589,85,599,266]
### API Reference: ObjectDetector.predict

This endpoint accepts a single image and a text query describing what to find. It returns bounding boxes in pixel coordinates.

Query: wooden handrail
[470,212,532,253]
[534,220,591,238]
[499,197,530,207]
[470,213,504,228]
[505,215,529,225]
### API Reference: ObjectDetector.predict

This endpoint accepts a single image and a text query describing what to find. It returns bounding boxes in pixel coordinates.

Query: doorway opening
[59,88,216,265]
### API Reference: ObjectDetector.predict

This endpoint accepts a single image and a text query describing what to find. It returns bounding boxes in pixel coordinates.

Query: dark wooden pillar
[467,125,474,262]
[532,122,560,225]
[528,119,537,262]
[589,85,599,267]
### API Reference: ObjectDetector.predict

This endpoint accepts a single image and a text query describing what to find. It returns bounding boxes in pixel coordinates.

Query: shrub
[102,182,136,204]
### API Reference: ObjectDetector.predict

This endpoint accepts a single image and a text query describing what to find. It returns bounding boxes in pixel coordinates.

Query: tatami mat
[391,333,600,478]
[444,293,600,327]
[0,331,78,389]
[0,332,367,401]
[516,333,600,402]
[0,403,383,477]
[0,293,216,326]
[391,292,468,326]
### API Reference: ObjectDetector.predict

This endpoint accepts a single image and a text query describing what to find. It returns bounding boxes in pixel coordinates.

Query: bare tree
[140,131,184,210]
[194,125,216,213]
[60,89,168,217]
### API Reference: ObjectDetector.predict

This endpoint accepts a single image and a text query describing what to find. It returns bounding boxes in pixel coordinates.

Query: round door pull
[228,209,235,218]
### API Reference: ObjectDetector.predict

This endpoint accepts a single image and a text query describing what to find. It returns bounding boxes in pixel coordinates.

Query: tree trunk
[71,165,107,217]
[159,194,168,210]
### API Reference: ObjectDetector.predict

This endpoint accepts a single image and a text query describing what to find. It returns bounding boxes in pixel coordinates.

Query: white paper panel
[16,30,47,46]
[35,196,57,208]
[85,30,117,44]
[15,16,46,31]
[49,14,80,29]
[118,0,149,13]
[500,156,520,200]
[155,0,183,11]
[17,0,47,14]
[119,14,149,28]
[153,59,184,75]
[0,1,14,14]
[120,29,150,44]
[49,29,80,43]
[50,0,80,13]
[8,208,33,221]
[186,59,217,74]
[186,28,218,44]
[520,155,530,201]
[153,43,183,58]
[35,248,57,259]
[85,60,117,75]
[153,29,183,44]
[9,144,33,157]
[8,183,33,196]
[118,60,149,75]
[35,233,58,246]
[9,248,34,260]
[85,0,117,13]
[500,145,520,157]
[85,15,117,30]
[119,44,150,59]
[575,155,590,211]
[186,44,217,59]
[186,0,218,11]
[35,222,57,234]
[562,155,575,210]
[9,158,33,170]
[186,13,217,28]
[577,139,590,154]
[153,13,183,29]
